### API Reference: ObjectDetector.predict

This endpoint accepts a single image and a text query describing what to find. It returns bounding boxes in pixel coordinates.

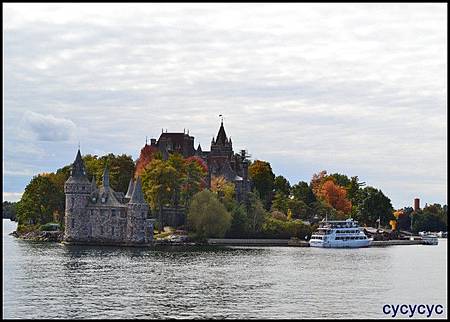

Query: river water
[2,219,447,319]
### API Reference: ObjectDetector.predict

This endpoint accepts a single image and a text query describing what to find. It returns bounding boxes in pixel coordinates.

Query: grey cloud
[3,4,447,208]
[23,111,77,141]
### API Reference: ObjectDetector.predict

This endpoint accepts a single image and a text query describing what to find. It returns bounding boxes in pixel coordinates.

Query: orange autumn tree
[317,179,352,216]
[135,144,160,178]
[310,170,328,196]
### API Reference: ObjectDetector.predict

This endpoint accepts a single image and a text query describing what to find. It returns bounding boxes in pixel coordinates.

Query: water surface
[3,219,447,319]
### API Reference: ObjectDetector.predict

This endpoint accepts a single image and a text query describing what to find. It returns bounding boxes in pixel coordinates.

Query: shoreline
[10,230,437,248]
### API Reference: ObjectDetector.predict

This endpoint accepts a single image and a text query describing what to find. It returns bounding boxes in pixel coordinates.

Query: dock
[370,239,425,247]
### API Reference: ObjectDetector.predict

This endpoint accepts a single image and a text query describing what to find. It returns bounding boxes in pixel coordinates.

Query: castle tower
[126,177,149,244]
[125,177,135,199]
[64,149,92,242]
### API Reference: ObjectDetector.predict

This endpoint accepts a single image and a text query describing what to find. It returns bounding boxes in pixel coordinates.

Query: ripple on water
[2,220,447,319]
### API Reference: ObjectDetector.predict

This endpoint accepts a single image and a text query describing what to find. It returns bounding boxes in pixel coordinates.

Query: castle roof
[125,177,135,198]
[66,149,90,184]
[102,165,110,190]
[91,175,97,191]
[215,121,228,145]
[130,176,146,204]
[158,132,193,146]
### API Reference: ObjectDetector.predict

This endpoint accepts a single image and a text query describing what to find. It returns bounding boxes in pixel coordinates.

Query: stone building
[64,149,154,245]
[149,120,251,203]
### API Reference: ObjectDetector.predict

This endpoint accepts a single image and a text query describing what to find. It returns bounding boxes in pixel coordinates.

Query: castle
[148,120,251,203]
[64,149,153,245]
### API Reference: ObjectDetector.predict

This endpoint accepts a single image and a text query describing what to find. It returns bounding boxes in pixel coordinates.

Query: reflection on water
[3,220,447,319]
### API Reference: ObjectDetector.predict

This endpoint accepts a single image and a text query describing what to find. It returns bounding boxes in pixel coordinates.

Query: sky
[3,3,447,209]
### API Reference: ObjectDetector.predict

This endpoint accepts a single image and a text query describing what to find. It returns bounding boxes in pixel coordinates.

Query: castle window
[71,218,75,229]
[112,226,115,236]
[111,209,116,217]
[82,186,85,190]
[101,197,106,203]
[101,226,104,235]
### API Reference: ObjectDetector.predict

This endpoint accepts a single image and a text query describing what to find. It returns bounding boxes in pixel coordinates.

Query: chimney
[414,198,420,211]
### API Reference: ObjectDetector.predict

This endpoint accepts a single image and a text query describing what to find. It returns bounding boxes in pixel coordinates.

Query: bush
[39,222,61,232]
[187,190,232,238]
[261,217,312,239]
[271,210,287,221]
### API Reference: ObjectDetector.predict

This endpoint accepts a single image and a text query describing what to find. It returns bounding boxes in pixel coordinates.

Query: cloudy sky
[3,3,447,208]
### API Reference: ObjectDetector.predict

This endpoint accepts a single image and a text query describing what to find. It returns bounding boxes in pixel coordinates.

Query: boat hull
[309,239,371,248]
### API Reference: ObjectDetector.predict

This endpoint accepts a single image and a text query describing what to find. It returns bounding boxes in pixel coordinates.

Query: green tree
[141,159,178,233]
[358,186,394,227]
[16,175,64,231]
[346,176,365,205]
[3,201,18,220]
[271,191,289,214]
[167,153,187,209]
[226,203,251,238]
[287,198,311,220]
[187,190,232,238]
[246,191,268,235]
[328,173,351,187]
[274,175,291,196]
[291,181,316,205]
[248,160,275,209]
[182,157,207,208]
[412,210,447,233]
[310,200,338,221]
[261,217,312,239]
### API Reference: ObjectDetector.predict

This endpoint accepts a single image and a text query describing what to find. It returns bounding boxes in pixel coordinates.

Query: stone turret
[102,165,110,190]
[125,177,135,199]
[64,149,92,242]
[126,177,149,244]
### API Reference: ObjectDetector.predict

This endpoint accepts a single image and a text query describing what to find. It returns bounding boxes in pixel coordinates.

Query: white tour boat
[309,218,372,248]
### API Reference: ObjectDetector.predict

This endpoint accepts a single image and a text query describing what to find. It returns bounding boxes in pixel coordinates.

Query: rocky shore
[10,230,64,242]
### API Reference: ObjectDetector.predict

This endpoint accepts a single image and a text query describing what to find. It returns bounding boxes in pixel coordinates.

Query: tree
[287,198,311,220]
[271,191,289,214]
[310,200,338,221]
[3,201,18,220]
[317,179,352,215]
[310,170,328,196]
[246,192,268,235]
[248,160,275,209]
[274,175,291,196]
[182,156,208,208]
[328,173,351,187]
[83,153,135,193]
[16,175,64,231]
[226,203,251,238]
[291,181,316,205]
[346,176,365,205]
[358,186,394,227]
[141,159,178,233]
[187,190,232,238]
[135,144,160,178]
[412,210,447,233]
[167,153,187,209]
[271,210,287,221]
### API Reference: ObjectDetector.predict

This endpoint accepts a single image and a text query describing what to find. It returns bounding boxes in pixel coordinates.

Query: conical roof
[125,177,135,198]
[102,165,110,190]
[197,143,202,152]
[130,176,146,204]
[215,121,227,145]
[91,175,97,190]
[71,149,86,177]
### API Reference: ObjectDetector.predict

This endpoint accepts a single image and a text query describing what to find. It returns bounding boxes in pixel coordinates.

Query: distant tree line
[14,150,447,238]
[3,201,17,220]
